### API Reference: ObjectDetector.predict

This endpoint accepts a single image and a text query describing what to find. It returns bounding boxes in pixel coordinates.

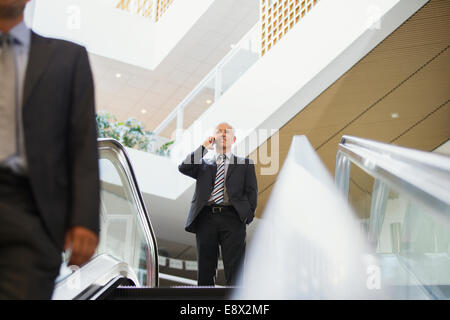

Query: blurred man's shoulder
[31,30,87,54]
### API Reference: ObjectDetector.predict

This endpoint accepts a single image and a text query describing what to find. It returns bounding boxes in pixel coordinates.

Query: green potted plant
[96,111,174,156]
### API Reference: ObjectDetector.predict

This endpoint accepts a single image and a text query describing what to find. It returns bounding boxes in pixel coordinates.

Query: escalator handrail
[336,135,450,217]
[52,254,139,300]
[98,138,159,287]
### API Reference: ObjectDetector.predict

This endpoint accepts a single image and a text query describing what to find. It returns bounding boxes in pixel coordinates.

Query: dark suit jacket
[178,145,258,233]
[22,31,100,249]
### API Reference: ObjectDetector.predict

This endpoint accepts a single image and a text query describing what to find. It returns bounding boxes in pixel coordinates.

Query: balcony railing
[154,22,261,140]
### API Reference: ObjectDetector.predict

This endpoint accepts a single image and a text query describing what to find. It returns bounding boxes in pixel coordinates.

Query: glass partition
[182,75,216,130]
[336,135,450,299]
[159,115,178,141]
[98,139,158,287]
[219,24,260,95]
[98,154,151,286]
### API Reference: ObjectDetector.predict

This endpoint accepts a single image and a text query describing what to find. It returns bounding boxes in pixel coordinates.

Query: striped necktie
[0,33,18,162]
[211,155,226,204]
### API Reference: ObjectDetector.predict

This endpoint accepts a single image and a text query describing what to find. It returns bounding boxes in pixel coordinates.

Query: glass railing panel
[347,163,375,237]
[98,156,150,286]
[369,178,449,299]
[56,139,158,291]
[97,140,158,287]
[347,166,440,299]
[159,115,177,140]
[182,75,216,130]
[219,24,260,95]
[393,192,450,299]
[336,135,450,299]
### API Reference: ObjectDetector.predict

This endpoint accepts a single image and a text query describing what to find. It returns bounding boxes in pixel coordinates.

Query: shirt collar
[215,151,232,162]
[1,21,31,47]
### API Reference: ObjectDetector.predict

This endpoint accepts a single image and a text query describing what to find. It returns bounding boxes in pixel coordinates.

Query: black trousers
[195,205,246,286]
[0,168,61,299]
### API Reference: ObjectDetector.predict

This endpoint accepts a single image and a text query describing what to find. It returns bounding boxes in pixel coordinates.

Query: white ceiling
[89,0,260,137]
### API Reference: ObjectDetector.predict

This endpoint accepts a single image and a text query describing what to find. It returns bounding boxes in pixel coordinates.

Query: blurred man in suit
[0,0,100,299]
[179,123,258,286]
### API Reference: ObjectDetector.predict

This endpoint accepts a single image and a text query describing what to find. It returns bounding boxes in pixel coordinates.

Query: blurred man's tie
[211,155,225,204]
[0,33,17,162]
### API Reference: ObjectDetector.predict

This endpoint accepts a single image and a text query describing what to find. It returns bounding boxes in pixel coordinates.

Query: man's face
[0,0,29,19]
[214,123,236,152]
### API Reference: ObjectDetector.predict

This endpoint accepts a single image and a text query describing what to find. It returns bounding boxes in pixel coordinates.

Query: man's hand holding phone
[203,136,215,150]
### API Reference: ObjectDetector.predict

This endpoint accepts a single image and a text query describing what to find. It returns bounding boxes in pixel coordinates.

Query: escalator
[52,139,230,300]
[233,135,449,300]
[52,136,449,300]
[335,136,450,299]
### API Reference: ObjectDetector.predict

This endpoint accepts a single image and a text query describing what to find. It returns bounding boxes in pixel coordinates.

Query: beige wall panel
[392,102,450,150]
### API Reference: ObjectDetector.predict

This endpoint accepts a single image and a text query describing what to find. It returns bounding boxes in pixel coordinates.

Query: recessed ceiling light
[206,99,212,104]
[391,113,399,119]
[116,73,122,78]
[141,109,147,114]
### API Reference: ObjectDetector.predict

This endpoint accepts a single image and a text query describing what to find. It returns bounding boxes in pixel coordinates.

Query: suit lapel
[206,157,217,186]
[226,154,237,180]
[23,32,56,111]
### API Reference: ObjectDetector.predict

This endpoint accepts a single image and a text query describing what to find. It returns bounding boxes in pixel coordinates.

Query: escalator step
[106,286,233,300]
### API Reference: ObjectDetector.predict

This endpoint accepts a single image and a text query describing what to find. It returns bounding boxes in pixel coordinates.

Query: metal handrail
[53,139,159,299]
[335,135,450,218]
[52,254,139,300]
[98,138,159,287]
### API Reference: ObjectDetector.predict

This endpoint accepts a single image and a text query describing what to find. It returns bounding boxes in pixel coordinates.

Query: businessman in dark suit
[179,123,258,286]
[0,0,100,299]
